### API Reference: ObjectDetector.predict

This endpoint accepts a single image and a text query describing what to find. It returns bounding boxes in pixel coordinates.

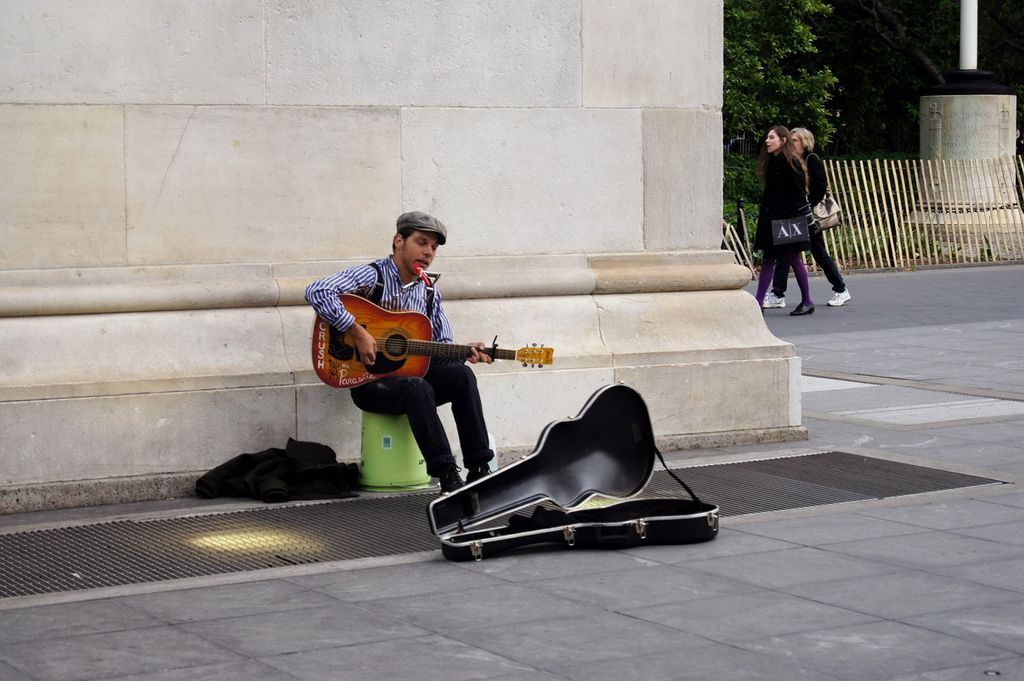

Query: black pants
[772,229,846,296]
[350,363,493,476]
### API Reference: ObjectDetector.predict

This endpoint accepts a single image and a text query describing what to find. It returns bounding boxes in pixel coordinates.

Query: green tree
[724,0,838,145]
[723,0,837,229]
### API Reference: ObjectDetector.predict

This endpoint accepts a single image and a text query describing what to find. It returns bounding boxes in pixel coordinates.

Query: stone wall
[0,0,802,512]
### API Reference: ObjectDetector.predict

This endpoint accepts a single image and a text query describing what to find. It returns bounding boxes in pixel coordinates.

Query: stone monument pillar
[1,1,804,511]
[917,1,1021,258]
[919,0,1016,159]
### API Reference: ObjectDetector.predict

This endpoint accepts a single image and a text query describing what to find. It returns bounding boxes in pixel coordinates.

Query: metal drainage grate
[0,452,1006,598]
[644,451,1004,516]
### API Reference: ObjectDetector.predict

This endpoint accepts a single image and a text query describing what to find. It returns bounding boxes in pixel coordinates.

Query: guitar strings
[364,336,518,359]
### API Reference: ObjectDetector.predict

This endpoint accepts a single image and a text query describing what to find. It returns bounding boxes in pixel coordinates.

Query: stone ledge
[657,427,809,453]
[0,473,202,516]
[0,288,785,403]
[0,251,746,317]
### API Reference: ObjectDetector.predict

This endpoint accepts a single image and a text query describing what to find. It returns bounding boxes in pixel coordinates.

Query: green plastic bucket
[359,412,432,491]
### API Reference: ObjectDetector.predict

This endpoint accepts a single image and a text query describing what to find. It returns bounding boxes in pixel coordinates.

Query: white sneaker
[828,289,851,307]
[763,292,786,309]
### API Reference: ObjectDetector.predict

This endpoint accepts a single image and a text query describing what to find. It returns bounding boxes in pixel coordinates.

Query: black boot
[437,466,464,493]
[466,465,490,483]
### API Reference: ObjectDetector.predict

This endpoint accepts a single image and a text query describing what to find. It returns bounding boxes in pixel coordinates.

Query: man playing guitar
[305,212,494,493]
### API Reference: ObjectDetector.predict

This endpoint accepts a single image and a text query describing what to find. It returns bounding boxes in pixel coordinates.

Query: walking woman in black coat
[764,127,850,309]
[753,126,815,315]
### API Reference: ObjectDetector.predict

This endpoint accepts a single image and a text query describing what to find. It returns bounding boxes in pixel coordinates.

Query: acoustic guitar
[311,294,555,389]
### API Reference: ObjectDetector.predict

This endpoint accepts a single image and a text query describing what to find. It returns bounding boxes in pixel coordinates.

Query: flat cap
[396,211,447,245]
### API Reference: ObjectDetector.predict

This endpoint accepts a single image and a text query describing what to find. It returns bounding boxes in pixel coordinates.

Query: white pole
[960,0,978,70]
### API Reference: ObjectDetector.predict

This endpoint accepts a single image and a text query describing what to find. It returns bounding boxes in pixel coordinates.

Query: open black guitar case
[428,384,719,561]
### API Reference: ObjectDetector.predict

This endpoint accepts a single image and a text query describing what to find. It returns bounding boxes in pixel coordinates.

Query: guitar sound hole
[384,334,408,357]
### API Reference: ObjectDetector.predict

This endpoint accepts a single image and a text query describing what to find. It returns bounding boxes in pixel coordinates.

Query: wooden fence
[730,155,1024,272]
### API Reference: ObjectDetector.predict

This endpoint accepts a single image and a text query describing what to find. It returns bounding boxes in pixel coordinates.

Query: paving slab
[0,599,160,644]
[257,634,534,681]
[821,530,1024,570]
[889,657,1024,681]
[0,627,240,681]
[731,510,927,545]
[934,555,1024,594]
[903,602,1024,655]
[780,569,1024,619]
[854,498,1024,530]
[116,579,343,623]
[735,620,1015,681]
[684,545,903,589]
[352,582,601,634]
[525,563,755,610]
[177,602,427,657]
[621,590,879,643]
[283,559,505,601]
[446,611,709,667]
[548,644,847,681]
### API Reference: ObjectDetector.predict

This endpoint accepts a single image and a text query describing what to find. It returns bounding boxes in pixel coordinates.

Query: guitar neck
[401,339,517,362]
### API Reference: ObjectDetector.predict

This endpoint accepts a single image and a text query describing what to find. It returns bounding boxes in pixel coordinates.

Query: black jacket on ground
[195,438,360,503]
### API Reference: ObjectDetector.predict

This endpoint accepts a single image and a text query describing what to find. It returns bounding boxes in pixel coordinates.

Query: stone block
[0,263,279,317]
[265,0,581,106]
[594,290,788,362]
[644,109,724,250]
[125,106,401,264]
[0,0,264,104]
[616,357,801,436]
[0,105,126,269]
[0,308,294,401]
[595,289,800,434]
[401,108,643,256]
[295,384,363,462]
[0,387,297,486]
[582,0,722,108]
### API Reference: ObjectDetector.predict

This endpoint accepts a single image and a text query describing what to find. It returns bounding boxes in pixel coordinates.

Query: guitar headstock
[515,344,554,367]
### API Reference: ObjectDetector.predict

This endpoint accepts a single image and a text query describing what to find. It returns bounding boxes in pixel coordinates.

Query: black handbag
[771,215,811,246]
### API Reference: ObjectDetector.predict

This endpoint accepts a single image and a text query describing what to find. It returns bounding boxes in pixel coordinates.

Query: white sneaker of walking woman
[828,289,851,306]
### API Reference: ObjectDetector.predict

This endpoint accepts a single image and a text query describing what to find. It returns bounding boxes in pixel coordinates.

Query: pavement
[2,263,1024,681]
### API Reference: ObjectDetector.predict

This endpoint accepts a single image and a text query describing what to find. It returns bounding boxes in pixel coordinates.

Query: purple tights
[756,253,812,307]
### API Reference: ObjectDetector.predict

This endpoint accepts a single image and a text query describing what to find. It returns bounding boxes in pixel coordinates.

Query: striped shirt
[305,256,455,347]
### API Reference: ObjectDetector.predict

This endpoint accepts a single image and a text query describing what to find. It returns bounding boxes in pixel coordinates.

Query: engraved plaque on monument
[920,71,1016,160]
